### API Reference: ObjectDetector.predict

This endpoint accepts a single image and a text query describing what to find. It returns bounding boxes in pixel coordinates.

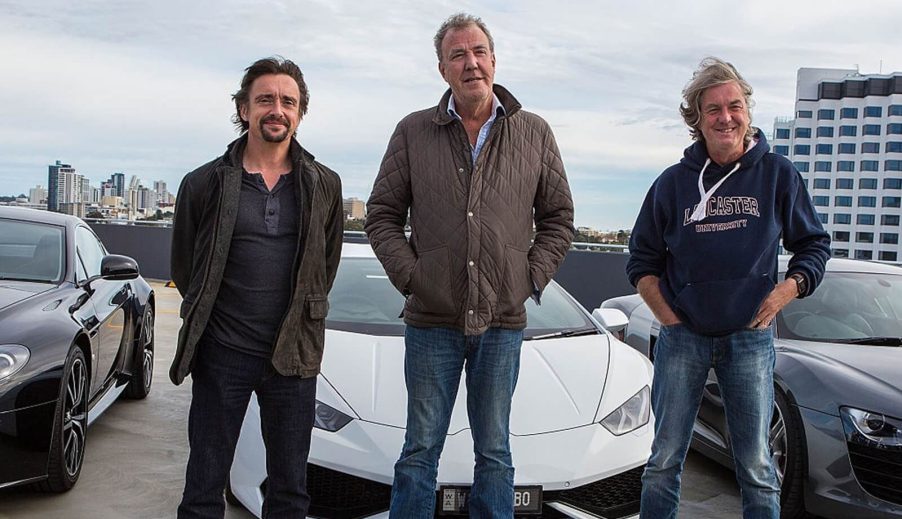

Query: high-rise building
[28,185,47,206]
[343,197,366,219]
[110,172,125,197]
[772,68,902,262]
[47,160,76,212]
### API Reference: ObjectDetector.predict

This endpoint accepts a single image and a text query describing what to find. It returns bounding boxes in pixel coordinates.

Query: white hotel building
[772,68,902,262]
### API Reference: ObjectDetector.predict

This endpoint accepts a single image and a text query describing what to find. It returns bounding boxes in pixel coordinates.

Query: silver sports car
[600,257,902,519]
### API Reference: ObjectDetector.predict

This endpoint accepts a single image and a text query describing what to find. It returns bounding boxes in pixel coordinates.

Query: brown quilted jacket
[365,85,574,335]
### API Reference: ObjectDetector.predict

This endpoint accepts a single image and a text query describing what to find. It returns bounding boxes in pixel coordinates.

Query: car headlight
[841,407,902,448]
[601,385,650,435]
[314,400,353,432]
[0,344,30,380]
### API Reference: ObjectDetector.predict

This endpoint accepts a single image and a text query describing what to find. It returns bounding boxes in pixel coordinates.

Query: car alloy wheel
[125,305,154,400]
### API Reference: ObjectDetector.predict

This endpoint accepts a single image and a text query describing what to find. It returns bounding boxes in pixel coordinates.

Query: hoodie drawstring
[688,159,742,223]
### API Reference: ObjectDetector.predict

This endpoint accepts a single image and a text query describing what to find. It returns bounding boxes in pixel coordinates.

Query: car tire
[772,389,806,518]
[36,346,88,492]
[125,305,154,400]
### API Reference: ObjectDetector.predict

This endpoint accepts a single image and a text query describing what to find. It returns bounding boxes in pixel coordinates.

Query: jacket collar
[432,84,522,126]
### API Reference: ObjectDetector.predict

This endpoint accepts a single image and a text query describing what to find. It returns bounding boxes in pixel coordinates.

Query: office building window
[834,196,852,207]
[859,196,877,207]
[816,126,834,138]
[884,178,902,189]
[862,142,880,153]
[818,109,835,120]
[814,161,832,172]
[888,142,902,153]
[889,123,902,135]
[836,178,853,189]
[795,145,811,155]
[833,248,849,258]
[812,196,829,206]
[857,214,875,225]
[817,212,828,224]
[837,161,855,172]
[886,160,902,171]
[813,178,831,189]
[841,107,858,119]
[882,215,901,226]
[839,125,857,137]
[880,233,899,245]
[864,106,883,118]
[859,178,878,189]
[860,160,879,171]
[838,143,856,154]
[855,250,873,260]
[857,232,874,243]
[797,110,813,119]
[863,124,881,136]
[833,231,850,242]
[795,127,811,138]
[890,105,902,116]
[834,213,852,224]
[883,196,902,208]
[774,145,789,156]
[816,144,833,155]
[880,251,898,262]
[775,128,790,139]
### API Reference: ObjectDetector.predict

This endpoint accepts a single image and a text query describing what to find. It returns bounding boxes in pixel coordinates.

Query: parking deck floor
[0,282,747,519]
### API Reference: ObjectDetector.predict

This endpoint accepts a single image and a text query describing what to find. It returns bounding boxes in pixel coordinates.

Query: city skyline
[1,0,901,229]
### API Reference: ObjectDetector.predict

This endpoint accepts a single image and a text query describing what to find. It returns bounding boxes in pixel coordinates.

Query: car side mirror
[593,308,629,337]
[100,254,140,281]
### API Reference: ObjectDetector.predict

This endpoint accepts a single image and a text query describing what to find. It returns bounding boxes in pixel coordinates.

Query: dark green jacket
[169,135,343,384]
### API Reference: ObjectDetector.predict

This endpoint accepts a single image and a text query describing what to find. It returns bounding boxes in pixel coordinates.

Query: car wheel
[36,347,88,492]
[125,305,154,400]
[771,389,806,518]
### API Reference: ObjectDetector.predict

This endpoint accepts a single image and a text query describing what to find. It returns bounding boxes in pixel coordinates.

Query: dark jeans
[177,339,317,519]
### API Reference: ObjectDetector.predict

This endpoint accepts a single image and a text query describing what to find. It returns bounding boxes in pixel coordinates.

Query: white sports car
[228,243,652,518]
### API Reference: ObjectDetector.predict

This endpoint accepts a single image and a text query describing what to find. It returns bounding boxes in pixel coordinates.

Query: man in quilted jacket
[365,12,574,519]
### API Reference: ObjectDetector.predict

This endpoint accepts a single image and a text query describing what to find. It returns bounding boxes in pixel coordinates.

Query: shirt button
[468,309,474,315]
[268,209,275,215]
[458,168,464,173]
[467,211,473,217]
[468,260,474,266]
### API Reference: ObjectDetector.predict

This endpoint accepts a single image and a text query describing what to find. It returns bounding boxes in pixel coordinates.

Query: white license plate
[438,485,542,515]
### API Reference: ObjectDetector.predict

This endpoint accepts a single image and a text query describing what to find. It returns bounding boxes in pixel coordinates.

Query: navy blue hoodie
[627,130,831,335]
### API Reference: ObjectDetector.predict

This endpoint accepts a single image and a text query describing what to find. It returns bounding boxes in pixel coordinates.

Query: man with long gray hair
[365,12,574,519]
[626,57,830,518]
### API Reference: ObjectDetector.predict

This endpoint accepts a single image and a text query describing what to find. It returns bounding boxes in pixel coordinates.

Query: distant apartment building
[47,160,76,212]
[772,68,902,262]
[28,185,46,205]
[109,172,125,197]
[344,197,366,219]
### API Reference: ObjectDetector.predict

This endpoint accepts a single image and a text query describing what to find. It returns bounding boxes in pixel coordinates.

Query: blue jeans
[640,324,780,519]
[389,326,524,519]
[178,338,317,519]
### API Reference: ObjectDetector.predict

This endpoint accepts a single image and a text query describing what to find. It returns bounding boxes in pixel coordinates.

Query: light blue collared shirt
[448,94,505,166]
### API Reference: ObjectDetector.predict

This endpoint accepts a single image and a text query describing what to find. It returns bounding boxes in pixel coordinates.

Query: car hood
[321,331,611,435]
[0,282,53,311]
[777,338,902,416]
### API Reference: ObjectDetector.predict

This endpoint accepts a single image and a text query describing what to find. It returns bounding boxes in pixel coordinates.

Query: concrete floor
[0,282,747,519]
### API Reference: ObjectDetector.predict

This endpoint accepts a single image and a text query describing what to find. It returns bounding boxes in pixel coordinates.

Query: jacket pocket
[496,245,532,315]
[672,274,774,335]
[307,295,330,320]
[407,246,457,315]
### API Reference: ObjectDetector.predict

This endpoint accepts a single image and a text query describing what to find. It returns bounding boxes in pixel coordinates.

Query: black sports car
[599,257,902,518]
[0,207,154,492]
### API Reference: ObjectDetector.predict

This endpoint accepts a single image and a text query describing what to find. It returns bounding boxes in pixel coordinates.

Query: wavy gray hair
[680,57,756,144]
[433,13,494,62]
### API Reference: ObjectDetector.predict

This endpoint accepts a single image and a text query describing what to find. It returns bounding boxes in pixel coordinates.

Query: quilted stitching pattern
[366,86,574,335]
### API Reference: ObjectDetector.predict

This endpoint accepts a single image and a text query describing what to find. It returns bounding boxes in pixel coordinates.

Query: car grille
[543,465,644,519]
[847,442,902,505]
[265,463,644,518]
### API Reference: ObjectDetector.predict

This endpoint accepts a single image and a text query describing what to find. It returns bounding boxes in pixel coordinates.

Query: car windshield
[326,257,596,338]
[777,271,902,343]
[0,219,65,283]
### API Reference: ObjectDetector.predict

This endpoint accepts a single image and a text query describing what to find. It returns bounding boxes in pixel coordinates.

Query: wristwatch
[789,273,807,298]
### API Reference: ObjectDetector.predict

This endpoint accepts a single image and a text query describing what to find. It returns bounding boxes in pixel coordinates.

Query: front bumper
[0,400,56,488]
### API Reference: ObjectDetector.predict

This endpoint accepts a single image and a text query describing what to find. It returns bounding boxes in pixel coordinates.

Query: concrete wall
[88,223,635,308]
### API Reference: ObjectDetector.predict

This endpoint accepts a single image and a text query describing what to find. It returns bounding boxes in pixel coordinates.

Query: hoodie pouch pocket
[672,275,774,335]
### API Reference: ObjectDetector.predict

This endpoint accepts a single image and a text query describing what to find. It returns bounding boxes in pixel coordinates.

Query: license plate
[438,485,542,515]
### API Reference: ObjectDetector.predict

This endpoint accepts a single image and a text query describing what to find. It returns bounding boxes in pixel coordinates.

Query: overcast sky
[1,0,900,229]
